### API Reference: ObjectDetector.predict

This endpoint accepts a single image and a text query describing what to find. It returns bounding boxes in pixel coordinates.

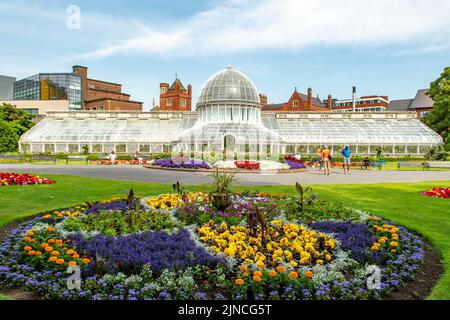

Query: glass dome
[197,67,260,105]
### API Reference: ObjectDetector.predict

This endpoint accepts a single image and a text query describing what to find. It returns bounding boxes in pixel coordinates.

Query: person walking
[312,146,323,171]
[341,145,352,175]
[109,151,117,165]
[321,146,331,175]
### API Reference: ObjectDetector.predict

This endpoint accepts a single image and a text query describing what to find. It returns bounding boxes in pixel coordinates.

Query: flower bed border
[0,203,444,301]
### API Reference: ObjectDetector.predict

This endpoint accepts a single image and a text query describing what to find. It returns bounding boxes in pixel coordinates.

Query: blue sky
[1,0,449,110]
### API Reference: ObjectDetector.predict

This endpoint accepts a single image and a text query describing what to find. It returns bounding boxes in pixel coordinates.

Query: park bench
[66,155,88,164]
[371,160,386,170]
[428,161,450,169]
[397,161,430,170]
[29,155,56,164]
[0,154,24,163]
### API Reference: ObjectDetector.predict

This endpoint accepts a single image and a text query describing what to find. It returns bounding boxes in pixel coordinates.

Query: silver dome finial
[226,64,232,69]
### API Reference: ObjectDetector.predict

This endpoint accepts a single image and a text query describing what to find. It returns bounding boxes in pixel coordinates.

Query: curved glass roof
[197,67,260,105]
[20,117,195,144]
[263,118,443,145]
[20,115,442,147]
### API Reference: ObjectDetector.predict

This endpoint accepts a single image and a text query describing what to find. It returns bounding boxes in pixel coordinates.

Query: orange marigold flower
[82,258,91,265]
[48,256,57,262]
[305,271,314,279]
[253,275,262,282]
[23,237,31,242]
[66,250,75,255]
[26,231,34,236]
[51,251,60,256]
[235,279,245,286]
[24,246,32,251]
[28,250,36,255]
[68,261,77,267]
[45,246,53,252]
[55,259,65,265]
[253,270,262,277]
[269,270,278,277]
[239,265,248,271]
[243,272,249,277]
[41,243,48,248]
[390,241,398,247]
[47,239,55,244]
[35,251,42,256]
[46,227,55,233]
[391,249,397,253]
[72,254,80,259]
[289,271,299,279]
[276,266,285,273]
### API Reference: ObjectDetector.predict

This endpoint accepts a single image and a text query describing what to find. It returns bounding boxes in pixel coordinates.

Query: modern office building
[72,66,143,111]
[0,75,16,99]
[19,67,443,155]
[13,73,82,110]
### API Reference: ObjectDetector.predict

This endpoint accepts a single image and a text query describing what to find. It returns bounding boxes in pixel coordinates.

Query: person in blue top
[341,145,352,175]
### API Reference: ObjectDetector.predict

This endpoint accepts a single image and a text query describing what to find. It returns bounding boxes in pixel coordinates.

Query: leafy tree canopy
[0,103,35,152]
[423,67,450,150]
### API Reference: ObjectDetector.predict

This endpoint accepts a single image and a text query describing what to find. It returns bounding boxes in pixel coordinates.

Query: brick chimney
[327,95,333,110]
[307,87,312,109]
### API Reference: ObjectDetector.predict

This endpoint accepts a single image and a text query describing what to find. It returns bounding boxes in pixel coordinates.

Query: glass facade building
[18,68,444,155]
[14,73,82,110]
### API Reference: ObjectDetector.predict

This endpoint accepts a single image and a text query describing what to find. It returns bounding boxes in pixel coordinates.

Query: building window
[99,105,104,111]
[293,100,299,107]
[161,87,167,94]
[180,98,186,107]
[166,98,172,107]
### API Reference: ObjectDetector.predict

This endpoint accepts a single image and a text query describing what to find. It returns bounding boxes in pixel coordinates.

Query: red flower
[422,187,450,199]
[0,173,55,186]
[234,161,260,170]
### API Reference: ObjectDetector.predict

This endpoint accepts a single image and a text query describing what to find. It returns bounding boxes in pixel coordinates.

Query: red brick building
[72,66,143,111]
[261,88,331,112]
[159,78,192,111]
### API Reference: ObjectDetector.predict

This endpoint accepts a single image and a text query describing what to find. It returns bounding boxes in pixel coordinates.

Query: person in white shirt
[134,150,143,164]
[109,151,117,165]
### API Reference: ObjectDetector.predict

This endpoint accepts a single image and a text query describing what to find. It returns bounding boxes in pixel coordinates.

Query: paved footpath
[1,164,450,186]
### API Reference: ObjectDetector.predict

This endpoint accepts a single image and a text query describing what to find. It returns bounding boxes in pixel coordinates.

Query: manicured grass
[0,174,449,299]
[0,294,12,300]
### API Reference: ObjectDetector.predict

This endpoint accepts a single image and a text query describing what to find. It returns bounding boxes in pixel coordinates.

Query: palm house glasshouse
[19,67,443,157]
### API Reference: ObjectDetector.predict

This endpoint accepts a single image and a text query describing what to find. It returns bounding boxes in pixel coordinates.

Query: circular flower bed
[0,173,55,186]
[421,187,450,199]
[0,192,426,300]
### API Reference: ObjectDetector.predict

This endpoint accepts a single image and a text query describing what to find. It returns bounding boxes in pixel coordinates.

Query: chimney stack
[352,86,356,112]
[327,95,332,110]
[307,87,312,109]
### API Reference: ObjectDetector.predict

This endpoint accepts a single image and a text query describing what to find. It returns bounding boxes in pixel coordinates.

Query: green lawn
[0,294,12,300]
[0,174,449,299]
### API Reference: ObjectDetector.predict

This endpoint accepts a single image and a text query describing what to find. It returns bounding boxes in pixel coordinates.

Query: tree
[422,67,450,151]
[0,103,35,152]
[0,120,18,153]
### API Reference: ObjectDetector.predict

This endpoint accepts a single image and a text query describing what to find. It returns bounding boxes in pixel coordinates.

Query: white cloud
[80,0,450,59]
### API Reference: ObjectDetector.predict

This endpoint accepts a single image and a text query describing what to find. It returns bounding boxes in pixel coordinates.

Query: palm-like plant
[209,169,236,211]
